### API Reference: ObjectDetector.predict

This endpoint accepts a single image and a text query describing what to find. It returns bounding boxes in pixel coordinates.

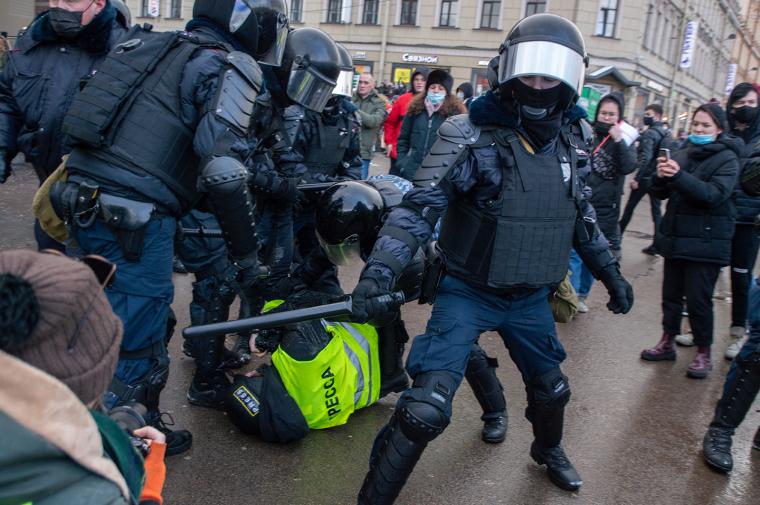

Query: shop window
[168,0,181,19]
[594,0,619,38]
[480,1,500,29]
[290,0,303,22]
[327,0,343,23]
[400,0,418,26]
[524,0,546,17]
[439,0,458,27]
[362,0,379,24]
[141,0,159,17]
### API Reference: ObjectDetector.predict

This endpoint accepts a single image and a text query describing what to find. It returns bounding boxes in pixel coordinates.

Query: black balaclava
[510,79,564,148]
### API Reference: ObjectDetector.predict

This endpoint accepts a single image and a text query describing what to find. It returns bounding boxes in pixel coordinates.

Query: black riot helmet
[498,13,588,114]
[333,44,354,98]
[315,181,385,266]
[276,27,341,112]
[192,0,289,65]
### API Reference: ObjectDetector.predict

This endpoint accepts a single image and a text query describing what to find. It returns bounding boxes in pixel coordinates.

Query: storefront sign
[646,80,665,93]
[354,51,367,59]
[679,21,698,69]
[402,53,439,64]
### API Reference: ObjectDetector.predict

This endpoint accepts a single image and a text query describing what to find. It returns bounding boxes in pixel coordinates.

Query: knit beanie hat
[0,250,122,405]
[695,102,728,131]
[426,69,454,95]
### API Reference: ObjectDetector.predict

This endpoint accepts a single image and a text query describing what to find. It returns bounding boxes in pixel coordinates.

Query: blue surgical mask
[688,133,716,145]
[427,91,445,106]
[456,91,465,100]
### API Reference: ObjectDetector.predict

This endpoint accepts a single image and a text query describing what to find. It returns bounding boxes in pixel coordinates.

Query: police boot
[526,369,581,491]
[465,345,507,444]
[358,372,455,505]
[188,334,232,410]
[148,411,193,457]
[702,352,760,472]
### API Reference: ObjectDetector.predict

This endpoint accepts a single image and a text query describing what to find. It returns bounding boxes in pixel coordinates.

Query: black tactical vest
[63,26,225,208]
[438,128,579,289]
[303,111,351,177]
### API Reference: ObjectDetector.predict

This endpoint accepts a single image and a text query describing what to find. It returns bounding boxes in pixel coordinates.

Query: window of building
[439,0,458,27]
[168,0,181,18]
[400,0,418,25]
[141,0,159,17]
[524,0,546,16]
[327,0,343,23]
[362,0,379,24]
[642,3,653,49]
[290,0,303,22]
[480,0,500,28]
[594,0,618,38]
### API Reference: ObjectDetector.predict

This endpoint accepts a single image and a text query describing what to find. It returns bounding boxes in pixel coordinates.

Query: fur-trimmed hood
[468,90,587,128]
[406,92,466,118]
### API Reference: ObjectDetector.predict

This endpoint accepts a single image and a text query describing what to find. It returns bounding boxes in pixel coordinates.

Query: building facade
[95,1,760,131]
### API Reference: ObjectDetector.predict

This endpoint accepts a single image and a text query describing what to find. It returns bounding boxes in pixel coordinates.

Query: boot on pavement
[641,332,676,361]
[187,370,231,409]
[465,345,508,444]
[482,415,508,444]
[687,347,712,379]
[703,427,734,472]
[530,443,582,491]
[149,412,193,456]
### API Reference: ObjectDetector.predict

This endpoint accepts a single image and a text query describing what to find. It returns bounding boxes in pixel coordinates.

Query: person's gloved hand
[233,254,268,290]
[351,273,391,323]
[598,263,634,314]
[0,150,12,184]
[255,328,283,354]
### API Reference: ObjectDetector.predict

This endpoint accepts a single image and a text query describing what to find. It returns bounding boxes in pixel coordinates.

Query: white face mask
[456,91,465,100]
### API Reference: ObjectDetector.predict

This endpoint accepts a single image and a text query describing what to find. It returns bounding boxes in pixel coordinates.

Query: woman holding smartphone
[640,103,742,378]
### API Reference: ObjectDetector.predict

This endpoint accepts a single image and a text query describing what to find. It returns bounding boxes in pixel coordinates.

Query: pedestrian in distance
[384,67,428,176]
[641,103,742,379]
[353,72,388,178]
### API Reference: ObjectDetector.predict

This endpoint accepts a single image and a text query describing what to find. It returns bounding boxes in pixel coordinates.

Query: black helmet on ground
[275,27,341,111]
[333,44,354,98]
[192,0,289,65]
[315,181,385,266]
[497,13,588,117]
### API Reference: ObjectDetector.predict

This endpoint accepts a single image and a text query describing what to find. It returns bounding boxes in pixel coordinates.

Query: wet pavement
[1,157,758,505]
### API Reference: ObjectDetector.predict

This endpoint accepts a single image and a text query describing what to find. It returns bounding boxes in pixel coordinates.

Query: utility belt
[50,180,160,262]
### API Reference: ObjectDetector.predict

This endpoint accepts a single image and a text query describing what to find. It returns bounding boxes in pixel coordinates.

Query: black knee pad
[525,367,571,420]
[397,371,458,443]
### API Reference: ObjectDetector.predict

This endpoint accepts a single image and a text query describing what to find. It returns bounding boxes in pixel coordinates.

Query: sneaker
[641,245,658,256]
[530,443,582,491]
[151,412,193,456]
[724,326,745,360]
[686,347,712,379]
[577,298,589,314]
[675,332,695,347]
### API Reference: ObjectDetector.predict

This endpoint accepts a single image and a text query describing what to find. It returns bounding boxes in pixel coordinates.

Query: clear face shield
[498,41,586,95]
[286,59,337,112]
[316,230,362,266]
[333,70,354,98]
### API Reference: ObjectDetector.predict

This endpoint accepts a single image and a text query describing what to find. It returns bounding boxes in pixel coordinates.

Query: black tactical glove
[255,328,282,353]
[598,263,634,314]
[0,150,12,184]
[351,272,392,323]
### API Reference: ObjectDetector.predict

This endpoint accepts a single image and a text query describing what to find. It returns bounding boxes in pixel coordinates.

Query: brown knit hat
[0,250,122,405]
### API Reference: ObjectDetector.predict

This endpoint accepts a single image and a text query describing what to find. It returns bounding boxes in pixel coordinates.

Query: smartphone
[658,148,670,161]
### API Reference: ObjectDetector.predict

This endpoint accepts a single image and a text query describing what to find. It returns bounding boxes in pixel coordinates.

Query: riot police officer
[307,178,509,443]
[353,14,634,501]
[53,0,288,454]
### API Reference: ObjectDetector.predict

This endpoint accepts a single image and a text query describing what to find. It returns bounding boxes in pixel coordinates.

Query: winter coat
[634,121,670,184]
[396,93,465,181]
[727,102,760,225]
[384,91,415,159]
[651,135,743,265]
[363,90,616,290]
[0,350,151,505]
[352,89,387,159]
[0,4,127,182]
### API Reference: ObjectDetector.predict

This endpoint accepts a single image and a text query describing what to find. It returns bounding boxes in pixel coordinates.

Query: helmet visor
[257,13,289,66]
[333,70,354,97]
[498,41,586,95]
[286,60,337,112]
[316,230,362,266]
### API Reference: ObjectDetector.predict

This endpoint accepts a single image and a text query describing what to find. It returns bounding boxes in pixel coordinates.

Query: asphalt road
[1,157,758,505]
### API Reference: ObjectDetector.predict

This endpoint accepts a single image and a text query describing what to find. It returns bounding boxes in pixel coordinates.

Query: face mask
[49,0,95,39]
[512,78,562,120]
[427,91,445,106]
[643,116,654,126]
[732,105,758,125]
[594,122,612,136]
[456,92,465,100]
[688,133,715,145]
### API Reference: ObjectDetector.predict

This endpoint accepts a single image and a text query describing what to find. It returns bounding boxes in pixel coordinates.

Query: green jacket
[352,90,387,159]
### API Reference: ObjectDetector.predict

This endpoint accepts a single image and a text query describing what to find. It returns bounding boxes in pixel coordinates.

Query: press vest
[303,111,352,177]
[271,320,380,430]
[62,25,225,209]
[438,128,579,289]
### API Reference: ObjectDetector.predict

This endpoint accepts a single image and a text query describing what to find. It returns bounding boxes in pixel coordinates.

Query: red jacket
[384,92,416,159]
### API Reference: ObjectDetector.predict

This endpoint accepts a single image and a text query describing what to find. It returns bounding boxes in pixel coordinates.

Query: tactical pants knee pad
[397,371,458,443]
[111,355,170,416]
[465,343,506,417]
[525,367,571,421]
